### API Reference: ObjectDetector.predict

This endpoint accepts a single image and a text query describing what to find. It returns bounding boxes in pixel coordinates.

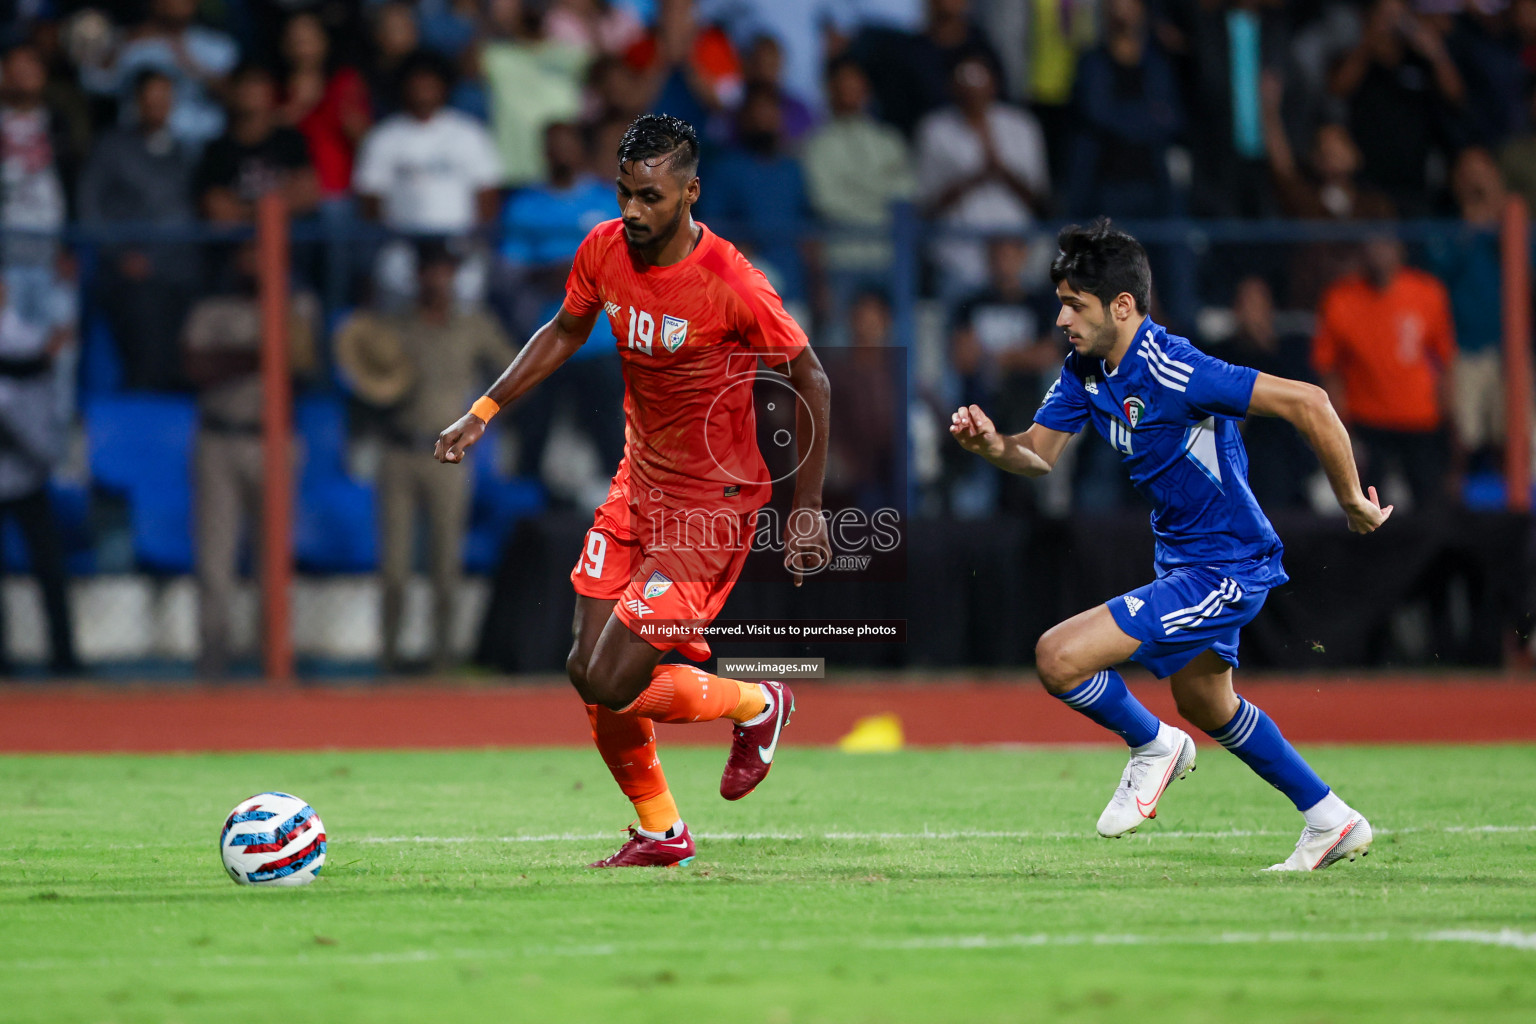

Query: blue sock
[1206,696,1329,811]
[1054,669,1161,748]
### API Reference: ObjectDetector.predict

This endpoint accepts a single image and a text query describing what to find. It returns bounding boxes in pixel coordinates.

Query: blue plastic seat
[84,393,197,572]
[294,392,378,572]
[295,475,378,571]
[295,392,348,485]
[465,427,545,571]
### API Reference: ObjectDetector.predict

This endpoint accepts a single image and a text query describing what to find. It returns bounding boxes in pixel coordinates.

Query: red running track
[0,675,1533,753]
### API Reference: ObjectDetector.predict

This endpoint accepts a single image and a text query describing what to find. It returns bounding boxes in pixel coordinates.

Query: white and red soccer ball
[219,792,327,886]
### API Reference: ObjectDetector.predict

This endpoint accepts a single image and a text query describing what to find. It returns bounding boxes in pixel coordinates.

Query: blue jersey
[1034,317,1288,589]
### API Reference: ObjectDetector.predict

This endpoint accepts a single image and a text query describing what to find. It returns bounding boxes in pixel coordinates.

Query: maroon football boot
[586,823,695,868]
[720,681,794,801]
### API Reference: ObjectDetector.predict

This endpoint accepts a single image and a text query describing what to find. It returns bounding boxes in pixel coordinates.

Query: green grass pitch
[3,743,1535,1023]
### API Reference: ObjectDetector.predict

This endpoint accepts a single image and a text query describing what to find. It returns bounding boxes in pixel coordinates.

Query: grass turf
[2,742,1534,1023]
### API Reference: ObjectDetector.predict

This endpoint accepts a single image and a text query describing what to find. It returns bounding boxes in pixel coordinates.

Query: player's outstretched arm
[1247,373,1392,534]
[783,347,832,586]
[435,306,597,464]
[949,405,1070,478]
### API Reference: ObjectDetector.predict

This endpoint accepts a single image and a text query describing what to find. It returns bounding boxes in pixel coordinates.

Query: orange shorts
[570,461,757,660]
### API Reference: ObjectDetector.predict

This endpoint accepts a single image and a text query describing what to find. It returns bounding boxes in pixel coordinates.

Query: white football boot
[1096,723,1198,838]
[1266,812,1373,871]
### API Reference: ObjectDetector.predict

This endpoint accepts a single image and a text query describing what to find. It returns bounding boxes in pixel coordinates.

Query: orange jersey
[563,219,809,513]
[1312,269,1455,432]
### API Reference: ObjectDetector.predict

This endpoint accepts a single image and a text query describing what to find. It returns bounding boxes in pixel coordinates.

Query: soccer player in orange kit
[435,114,831,867]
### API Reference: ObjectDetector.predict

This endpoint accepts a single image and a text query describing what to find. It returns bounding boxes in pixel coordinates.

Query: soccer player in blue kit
[951,220,1393,871]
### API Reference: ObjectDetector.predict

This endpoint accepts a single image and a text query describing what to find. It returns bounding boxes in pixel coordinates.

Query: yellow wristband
[470,396,500,423]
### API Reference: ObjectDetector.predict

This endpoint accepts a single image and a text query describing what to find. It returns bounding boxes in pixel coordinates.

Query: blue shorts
[1105,566,1269,679]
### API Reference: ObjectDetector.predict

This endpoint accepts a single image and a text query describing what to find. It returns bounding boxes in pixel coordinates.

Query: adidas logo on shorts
[1124,595,1145,617]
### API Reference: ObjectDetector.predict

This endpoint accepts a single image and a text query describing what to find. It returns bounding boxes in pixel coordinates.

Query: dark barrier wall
[477,511,1532,674]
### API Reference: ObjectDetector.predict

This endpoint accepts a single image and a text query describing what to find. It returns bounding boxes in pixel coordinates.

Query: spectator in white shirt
[353,52,503,307]
[915,54,1050,297]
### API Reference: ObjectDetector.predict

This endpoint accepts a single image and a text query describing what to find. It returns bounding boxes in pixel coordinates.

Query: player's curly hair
[1050,218,1152,315]
[617,113,700,178]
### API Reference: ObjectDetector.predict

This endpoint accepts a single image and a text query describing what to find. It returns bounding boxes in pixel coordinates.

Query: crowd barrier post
[1502,195,1532,513]
[891,202,920,516]
[257,193,295,684]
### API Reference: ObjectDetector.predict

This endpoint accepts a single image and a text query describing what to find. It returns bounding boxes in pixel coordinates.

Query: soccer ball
[219,792,327,886]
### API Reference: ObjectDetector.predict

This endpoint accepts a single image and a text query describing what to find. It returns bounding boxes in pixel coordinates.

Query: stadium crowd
[0,0,1532,673]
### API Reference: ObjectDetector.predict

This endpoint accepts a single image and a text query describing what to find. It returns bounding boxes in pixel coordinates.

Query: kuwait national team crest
[661,315,688,353]
[1122,396,1146,428]
[643,571,673,600]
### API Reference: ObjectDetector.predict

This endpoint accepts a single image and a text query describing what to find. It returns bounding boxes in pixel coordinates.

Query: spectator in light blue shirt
[105,0,240,151]
[500,122,615,268]
[498,120,615,335]
[501,126,627,490]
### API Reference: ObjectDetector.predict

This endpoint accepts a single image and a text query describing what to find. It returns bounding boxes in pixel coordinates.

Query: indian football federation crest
[643,571,673,600]
[1122,396,1146,429]
[661,315,688,353]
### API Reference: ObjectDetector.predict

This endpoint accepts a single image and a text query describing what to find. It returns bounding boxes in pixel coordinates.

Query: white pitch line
[351,824,1536,845]
[9,824,1532,854]
[1426,929,1536,952]
[3,929,1533,974]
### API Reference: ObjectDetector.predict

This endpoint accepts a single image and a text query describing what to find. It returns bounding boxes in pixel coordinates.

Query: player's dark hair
[617,113,699,179]
[1049,218,1152,315]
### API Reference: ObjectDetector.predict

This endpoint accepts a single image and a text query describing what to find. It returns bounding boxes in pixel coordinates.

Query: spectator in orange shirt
[1312,235,1457,510]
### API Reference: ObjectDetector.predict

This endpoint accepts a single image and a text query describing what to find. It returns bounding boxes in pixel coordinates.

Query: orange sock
[585,704,680,834]
[632,792,680,835]
[732,681,768,722]
[620,664,765,724]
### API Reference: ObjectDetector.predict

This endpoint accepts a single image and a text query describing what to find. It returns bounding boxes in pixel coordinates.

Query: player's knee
[1034,629,1078,693]
[574,665,626,710]
[577,651,645,711]
[1173,691,1206,728]
[566,649,598,704]
[585,673,633,712]
[1173,688,1230,732]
